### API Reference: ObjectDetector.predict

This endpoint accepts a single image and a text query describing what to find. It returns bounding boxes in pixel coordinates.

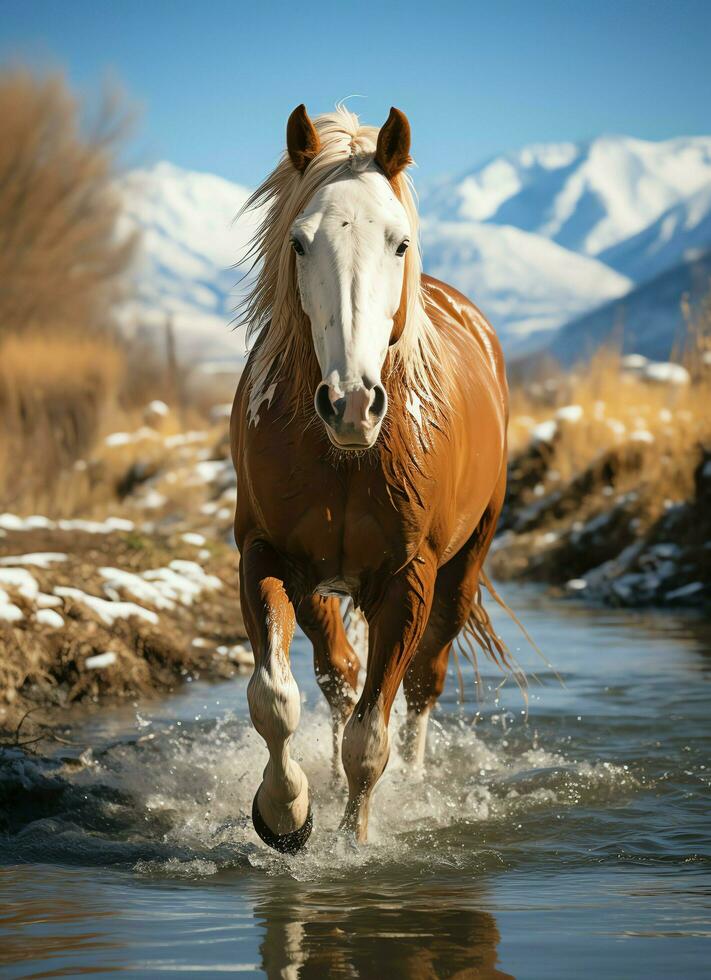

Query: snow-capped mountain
[422,135,711,260]
[116,162,255,362]
[116,135,711,363]
[598,184,711,282]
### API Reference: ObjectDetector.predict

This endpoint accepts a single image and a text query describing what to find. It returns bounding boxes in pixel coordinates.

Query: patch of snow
[650,542,681,560]
[57,517,135,534]
[642,361,690,385]
[146,400,169,417]
[190,460,230,485]
[0,514,56,531]
[531,420,558,443]
[54,587,159,626]
[85,651,118,669]
[621,354,649,372]
[101,559,222,611]
[0,593,24,622]
[666,581,704,600]
[37,593,62,608]
[606,419,626,437]
[36,609,64,629]
[566,578,588,591]
[99,568,176,610]
[164,431,208,448]
[555,404,583,423]
[216,643,254,667]
[105,427,159,447]
[181,532,206,547]
[136,489,167,510]
[0,553,67,568]
[0,568,39,600]
[105,432,132,447]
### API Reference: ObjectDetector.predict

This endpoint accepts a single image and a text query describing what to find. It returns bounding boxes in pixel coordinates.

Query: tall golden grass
[0,68,140,512]
[0,332,124,511]
[508,300,711,518]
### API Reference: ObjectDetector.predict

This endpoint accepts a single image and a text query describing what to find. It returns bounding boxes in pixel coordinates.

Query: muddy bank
[491,438,710,609]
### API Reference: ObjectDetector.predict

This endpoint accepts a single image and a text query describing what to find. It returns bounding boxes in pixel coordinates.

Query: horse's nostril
[370,384,387,419]
[315,383,335,421]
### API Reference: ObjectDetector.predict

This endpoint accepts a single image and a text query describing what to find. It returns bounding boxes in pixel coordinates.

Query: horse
[231,104,510,853]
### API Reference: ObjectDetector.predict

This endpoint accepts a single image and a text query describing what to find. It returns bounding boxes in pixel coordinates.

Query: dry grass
[508,317,711,518]
[0,332,125,512]
[0,67,135,338]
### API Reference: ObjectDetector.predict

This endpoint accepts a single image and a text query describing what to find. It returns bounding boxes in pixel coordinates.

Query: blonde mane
[236,106,448,423]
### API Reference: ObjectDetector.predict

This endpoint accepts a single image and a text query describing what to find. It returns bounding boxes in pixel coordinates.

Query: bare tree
[0,67,136,337]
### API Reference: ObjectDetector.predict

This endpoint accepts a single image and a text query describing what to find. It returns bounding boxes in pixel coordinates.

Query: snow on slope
[116,162,256,362]
[421,218,632,343]
[538,248,711,365]
[422,135,711,260]
[598,184,711,282]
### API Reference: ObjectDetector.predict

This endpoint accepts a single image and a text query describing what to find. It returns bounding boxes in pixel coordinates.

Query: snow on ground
[0,553,67,568]
[54,587,159,627]
[0,568,39,600]
[0,514,135,534]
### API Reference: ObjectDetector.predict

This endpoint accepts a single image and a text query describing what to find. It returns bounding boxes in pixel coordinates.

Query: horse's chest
[278,474,415,591]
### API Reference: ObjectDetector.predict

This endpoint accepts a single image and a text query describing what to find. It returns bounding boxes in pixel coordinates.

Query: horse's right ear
[286,104,321,173]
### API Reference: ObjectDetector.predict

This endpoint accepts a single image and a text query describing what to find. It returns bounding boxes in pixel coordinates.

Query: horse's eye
[291,238,305,256]
[395,240,409,256]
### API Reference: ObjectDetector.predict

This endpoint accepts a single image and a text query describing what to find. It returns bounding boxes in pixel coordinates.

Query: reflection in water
[254,881,512,980]
[0,867,123,975]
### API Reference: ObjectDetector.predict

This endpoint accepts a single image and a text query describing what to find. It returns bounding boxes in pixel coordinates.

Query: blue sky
[2,0,710,187]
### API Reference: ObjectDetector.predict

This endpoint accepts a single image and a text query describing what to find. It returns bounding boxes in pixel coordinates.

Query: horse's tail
[455,570,541,703]
[457,570,563,705]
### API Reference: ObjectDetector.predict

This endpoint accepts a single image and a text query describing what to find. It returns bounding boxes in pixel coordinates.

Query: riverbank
[0,411,250,738]
[492,349,710,610]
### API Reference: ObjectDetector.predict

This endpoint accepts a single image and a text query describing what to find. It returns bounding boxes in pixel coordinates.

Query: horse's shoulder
[421,274,505,378]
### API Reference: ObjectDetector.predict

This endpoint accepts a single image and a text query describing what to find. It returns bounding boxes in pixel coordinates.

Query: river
[1,583,709,978]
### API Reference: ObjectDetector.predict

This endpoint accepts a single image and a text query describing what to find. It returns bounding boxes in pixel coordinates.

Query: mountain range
[116,134,711,365]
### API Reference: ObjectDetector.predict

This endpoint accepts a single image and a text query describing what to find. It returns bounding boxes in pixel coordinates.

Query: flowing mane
[236,105,448,422]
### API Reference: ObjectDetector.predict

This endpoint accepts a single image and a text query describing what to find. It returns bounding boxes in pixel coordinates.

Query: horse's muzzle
[314,381,387,449]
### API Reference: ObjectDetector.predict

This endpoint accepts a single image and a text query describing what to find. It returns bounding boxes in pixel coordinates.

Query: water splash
[0,690,638,881]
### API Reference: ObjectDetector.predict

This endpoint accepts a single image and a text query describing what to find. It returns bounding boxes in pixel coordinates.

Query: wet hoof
[252,792,312,854]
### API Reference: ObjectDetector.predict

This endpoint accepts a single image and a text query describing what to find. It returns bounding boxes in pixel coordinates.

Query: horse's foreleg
[340,554,436,842]
[240,537,311,853]
[296,595,360,777]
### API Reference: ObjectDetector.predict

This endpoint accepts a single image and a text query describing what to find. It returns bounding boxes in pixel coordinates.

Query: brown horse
[231,104,510,852]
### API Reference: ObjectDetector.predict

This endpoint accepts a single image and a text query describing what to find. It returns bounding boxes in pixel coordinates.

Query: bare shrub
[0,67,135,338]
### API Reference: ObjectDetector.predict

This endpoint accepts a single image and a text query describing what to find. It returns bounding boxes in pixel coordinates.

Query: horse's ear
[286,104,321,173]
[375,107,411,180]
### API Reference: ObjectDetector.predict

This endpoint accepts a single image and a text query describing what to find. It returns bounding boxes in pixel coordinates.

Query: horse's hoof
[251,792,312,854]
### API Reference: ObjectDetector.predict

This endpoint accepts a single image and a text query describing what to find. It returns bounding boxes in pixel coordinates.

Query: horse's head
[287,105,412,451]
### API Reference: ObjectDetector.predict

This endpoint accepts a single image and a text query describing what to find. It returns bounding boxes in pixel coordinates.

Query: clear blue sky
[1,0,710,187]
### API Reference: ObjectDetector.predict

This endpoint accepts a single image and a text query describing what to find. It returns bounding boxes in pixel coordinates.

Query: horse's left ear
[375,107,412,180]
[286,104,321,173]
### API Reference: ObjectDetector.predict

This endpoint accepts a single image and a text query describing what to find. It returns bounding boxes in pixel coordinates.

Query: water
[1,583,709,978]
